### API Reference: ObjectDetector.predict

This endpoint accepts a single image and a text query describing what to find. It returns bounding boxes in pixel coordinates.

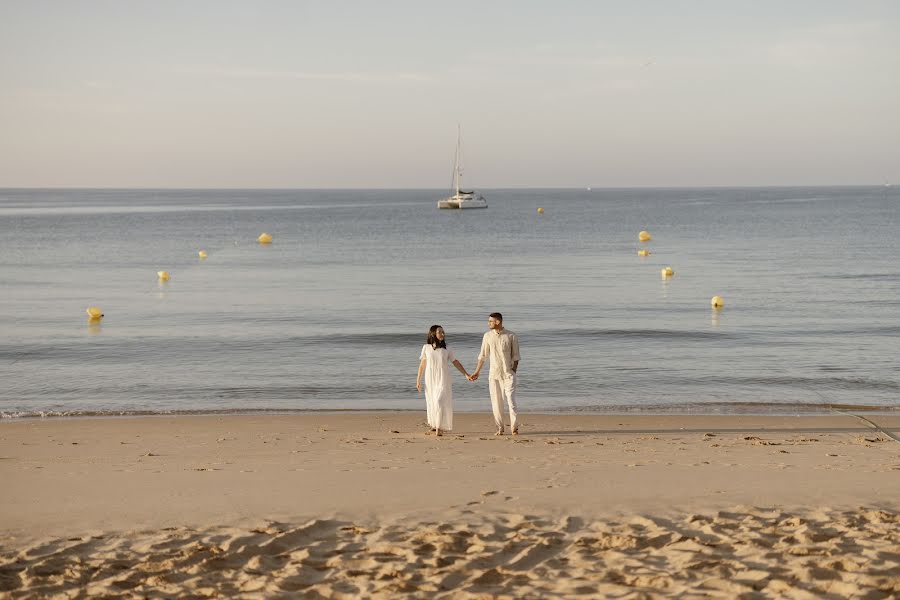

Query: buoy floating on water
[198,250,208,259]
[157,271,170,282]
[711,296,725,309]
[86,307,103,320]
[257,233,273,244]
[638,230,652,242]
[537,207,544,214]
[637,249,650,257]
[661,266,674,278]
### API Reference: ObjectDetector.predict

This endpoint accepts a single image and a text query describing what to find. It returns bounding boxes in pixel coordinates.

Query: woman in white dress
[416,325,471,436]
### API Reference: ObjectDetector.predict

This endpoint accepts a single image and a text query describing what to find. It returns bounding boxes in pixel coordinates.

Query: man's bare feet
[512,429,519,436]
[436,429,443,436]
[494,429,504,436]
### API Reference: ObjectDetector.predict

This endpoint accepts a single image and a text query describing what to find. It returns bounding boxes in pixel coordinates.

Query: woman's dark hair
[427,325,447,349]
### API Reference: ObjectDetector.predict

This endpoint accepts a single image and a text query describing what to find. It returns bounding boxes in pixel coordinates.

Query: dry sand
[1,412,898,598]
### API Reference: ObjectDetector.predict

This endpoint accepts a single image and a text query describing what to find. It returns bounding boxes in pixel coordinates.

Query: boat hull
[437,201,488,209]
[437,195,488,209]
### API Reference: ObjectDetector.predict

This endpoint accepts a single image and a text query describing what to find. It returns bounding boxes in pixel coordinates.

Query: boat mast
[454,124,461,197]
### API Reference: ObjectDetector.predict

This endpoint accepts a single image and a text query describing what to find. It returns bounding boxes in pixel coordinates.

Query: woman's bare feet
[512,429,519,436]
[436,429,443,436]
[494,429,504,436]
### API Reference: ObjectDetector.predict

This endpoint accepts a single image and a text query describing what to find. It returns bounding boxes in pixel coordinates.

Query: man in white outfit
[470,312,520,435]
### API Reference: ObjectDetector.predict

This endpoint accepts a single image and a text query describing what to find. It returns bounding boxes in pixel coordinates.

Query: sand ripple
[1,507,898,599]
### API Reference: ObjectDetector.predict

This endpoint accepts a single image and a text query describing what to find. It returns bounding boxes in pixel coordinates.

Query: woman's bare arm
[416,358,426,392]
[452,359,470,379]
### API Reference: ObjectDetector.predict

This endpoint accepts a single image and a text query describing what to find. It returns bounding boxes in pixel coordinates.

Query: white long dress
[420,344,455,431]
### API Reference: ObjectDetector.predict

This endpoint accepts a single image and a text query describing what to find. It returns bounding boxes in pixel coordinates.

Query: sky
[1,1,898,188]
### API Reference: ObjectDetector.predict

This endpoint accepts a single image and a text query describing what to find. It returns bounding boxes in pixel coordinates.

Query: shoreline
[3,403,899,422]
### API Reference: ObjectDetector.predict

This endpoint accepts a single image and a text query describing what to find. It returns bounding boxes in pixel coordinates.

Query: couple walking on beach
[416,312,520,437]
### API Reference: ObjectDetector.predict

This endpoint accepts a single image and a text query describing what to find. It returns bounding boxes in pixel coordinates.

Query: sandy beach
[1,412,898,598]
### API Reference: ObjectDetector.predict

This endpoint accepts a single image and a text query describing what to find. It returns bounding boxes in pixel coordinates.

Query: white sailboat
[438,126,487,209]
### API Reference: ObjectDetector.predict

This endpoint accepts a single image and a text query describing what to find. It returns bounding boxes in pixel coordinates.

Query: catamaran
[438,126,487,209]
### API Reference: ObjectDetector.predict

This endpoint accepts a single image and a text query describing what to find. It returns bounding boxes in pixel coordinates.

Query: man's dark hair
[489,312,503,324]
[427,325,447,349]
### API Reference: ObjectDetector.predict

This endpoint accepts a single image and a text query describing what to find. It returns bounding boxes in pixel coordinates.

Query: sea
[1,187,898,418]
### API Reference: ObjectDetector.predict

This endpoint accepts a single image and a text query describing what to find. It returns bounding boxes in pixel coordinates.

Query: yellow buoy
[637,249,650,257]
[198,250,208,259]
[157,271,170,281]
[257,233,273,244]
[661,266,674,278]
[639,230,652,242]
[711,296,724,309]
[537,207,544,214]
[86,306,103,320]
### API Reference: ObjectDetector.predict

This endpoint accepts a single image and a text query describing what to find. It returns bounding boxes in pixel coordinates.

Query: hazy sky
[1,1,898,188]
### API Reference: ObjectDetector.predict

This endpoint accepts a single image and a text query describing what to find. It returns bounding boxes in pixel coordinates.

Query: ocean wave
[788,325,900,336]
[550,401,900,415]
[533,328,736,341]
[695,375,900,393]
[819,273,900,281]
[0,407,420,419]
[4,372,898,408]
[0,328,743,365]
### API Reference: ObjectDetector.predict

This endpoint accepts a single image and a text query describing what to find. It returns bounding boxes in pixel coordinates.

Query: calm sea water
[1,187,898,418]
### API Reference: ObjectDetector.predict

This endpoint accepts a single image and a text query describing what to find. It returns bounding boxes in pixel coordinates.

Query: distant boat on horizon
[438,126,487,210]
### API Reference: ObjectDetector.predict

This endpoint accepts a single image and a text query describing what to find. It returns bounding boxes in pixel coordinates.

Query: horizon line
[0,183,894,191]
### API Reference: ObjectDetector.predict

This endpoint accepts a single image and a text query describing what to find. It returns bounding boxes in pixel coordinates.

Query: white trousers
[489,374,518,432]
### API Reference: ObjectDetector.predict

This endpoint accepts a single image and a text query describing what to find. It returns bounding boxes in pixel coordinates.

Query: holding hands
[467,371,479,382]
